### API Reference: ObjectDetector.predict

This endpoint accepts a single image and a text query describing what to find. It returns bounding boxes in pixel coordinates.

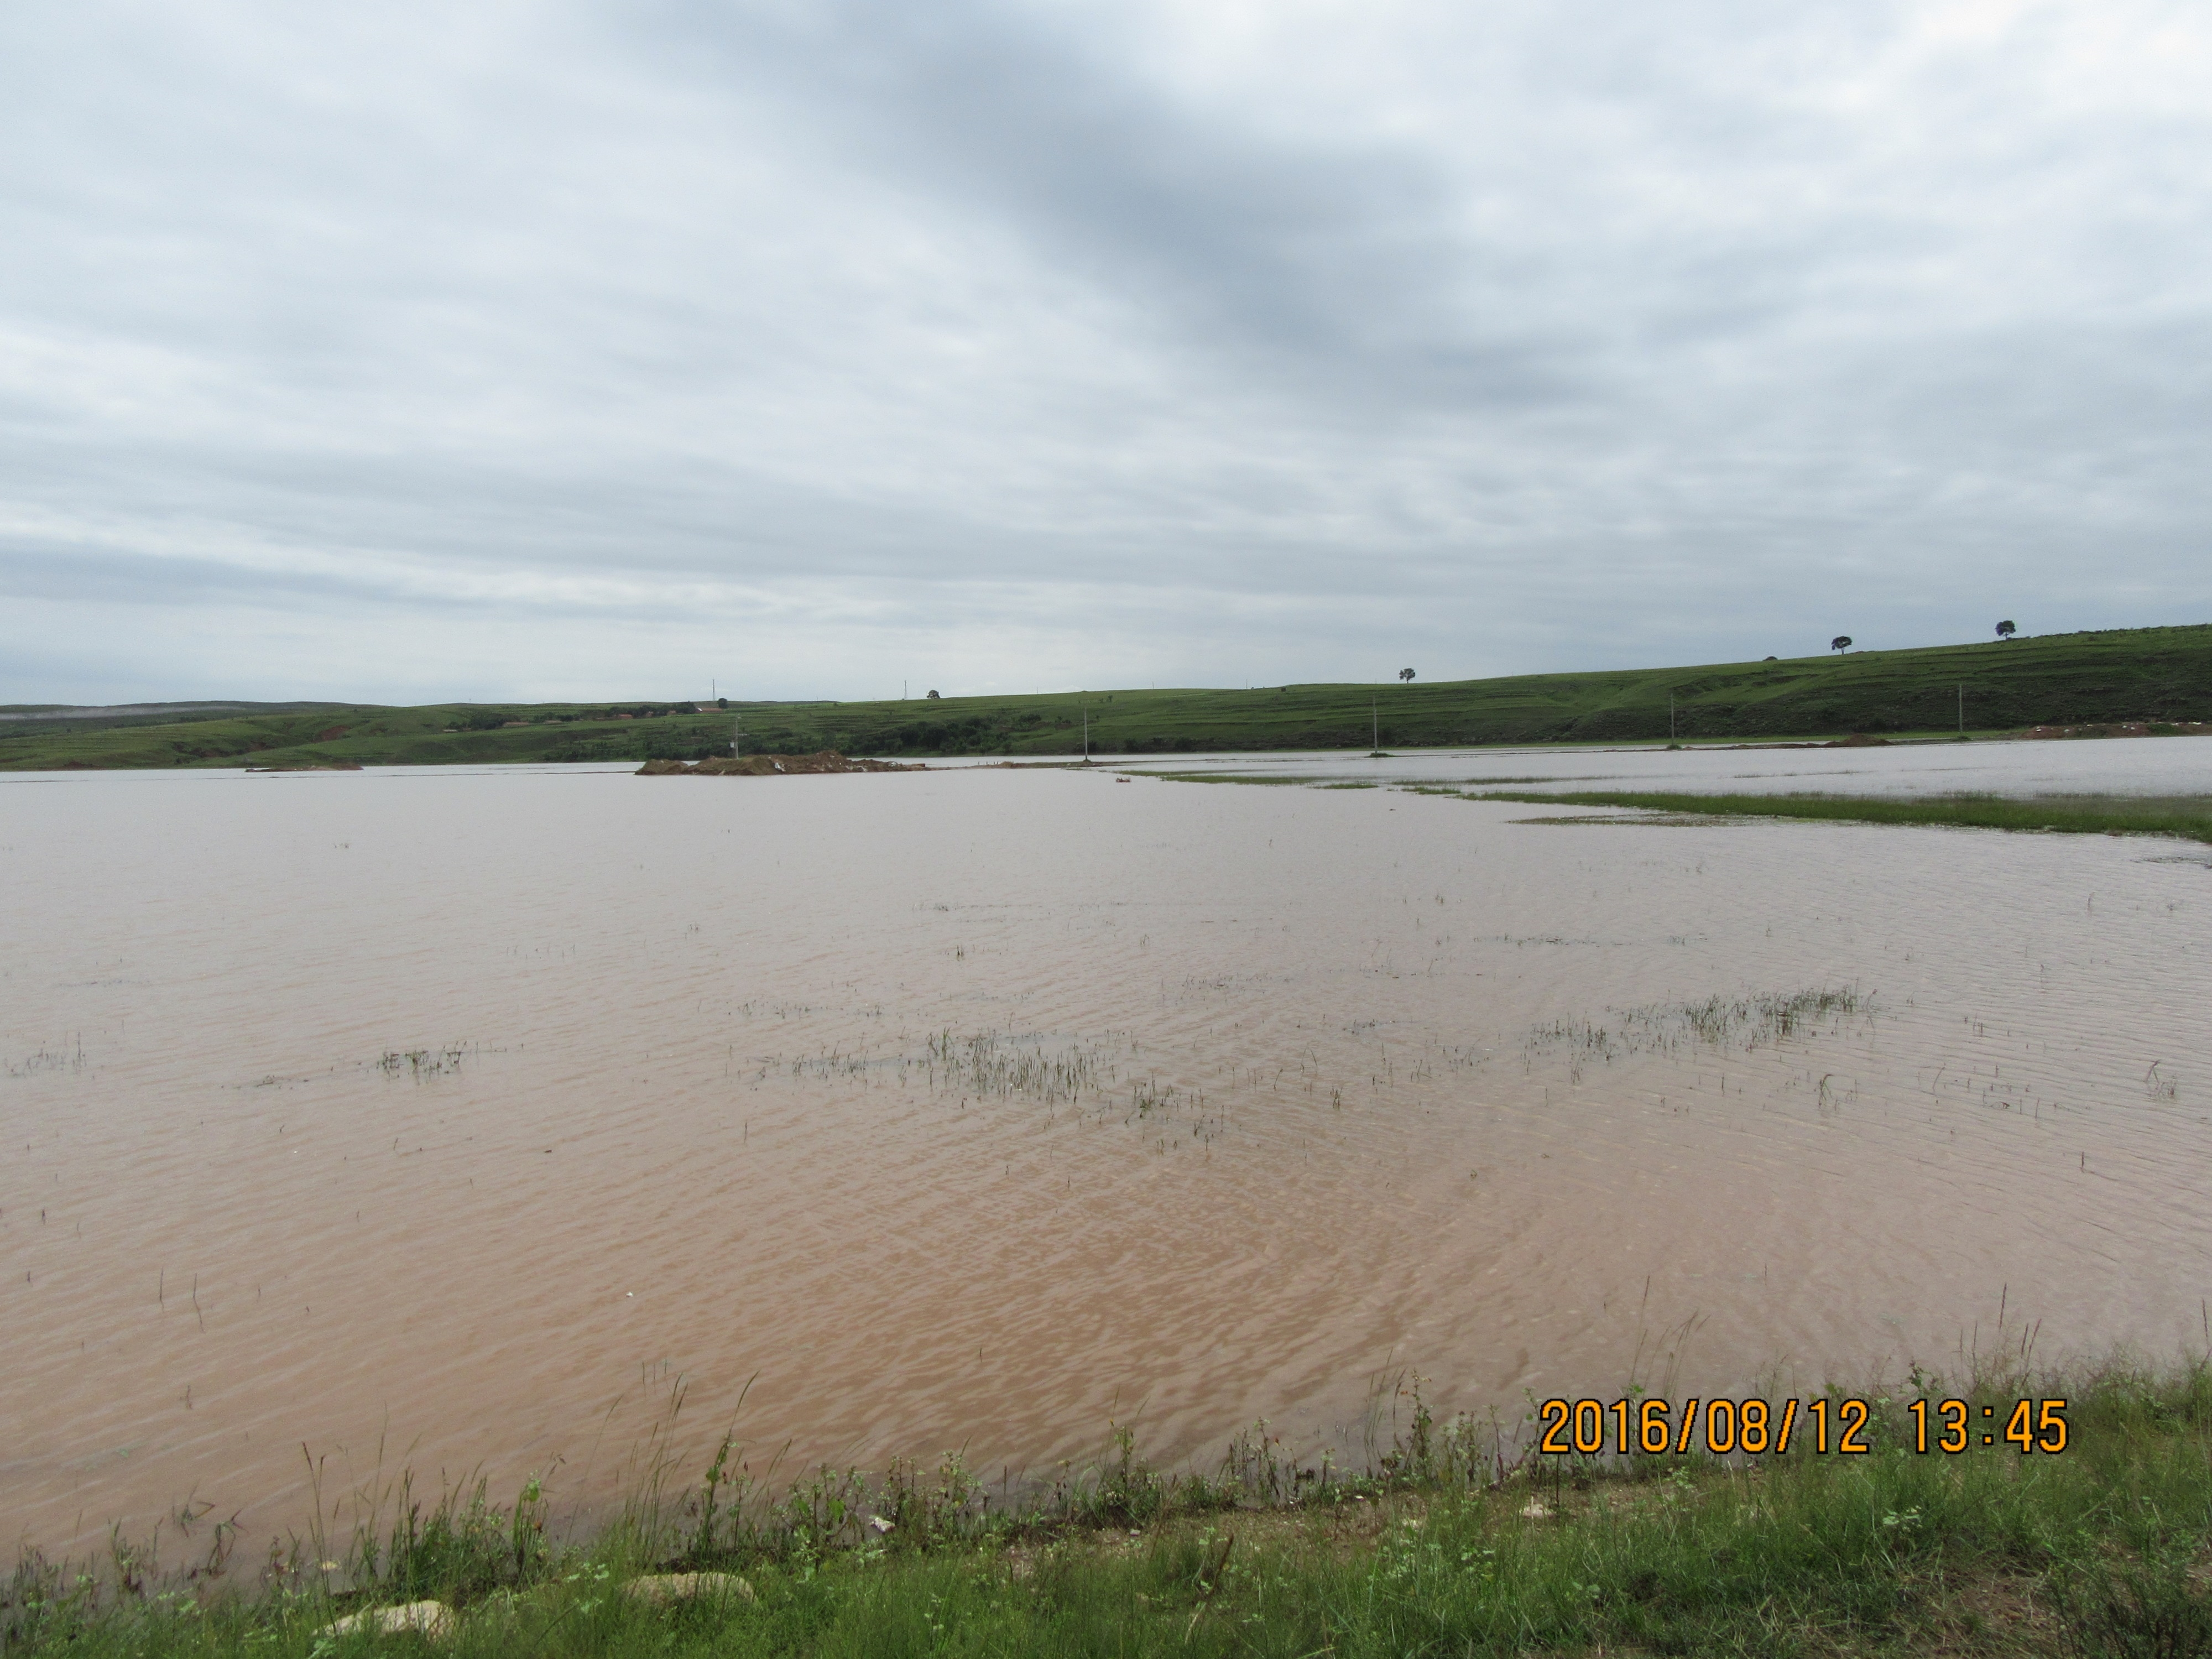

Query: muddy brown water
[4,764,2209,1559]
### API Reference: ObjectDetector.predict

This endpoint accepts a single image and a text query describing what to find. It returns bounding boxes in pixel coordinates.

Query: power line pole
[1083,704,1090,761]
[1670,693,1676,742]
[1958,683,1964,735]
[732,714,742,759]
[1372,696,1379,750]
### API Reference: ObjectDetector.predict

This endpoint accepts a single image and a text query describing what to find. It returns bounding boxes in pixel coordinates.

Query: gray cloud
[646,0,1582,411]
[1,0,2207,703]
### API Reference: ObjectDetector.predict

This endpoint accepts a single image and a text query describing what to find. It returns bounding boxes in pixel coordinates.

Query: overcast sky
[3,0,2206,704]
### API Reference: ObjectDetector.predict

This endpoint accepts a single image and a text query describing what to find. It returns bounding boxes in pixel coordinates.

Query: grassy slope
[4,624,2209,770]
[0,702,352,738]
[11,1363,2212,1657]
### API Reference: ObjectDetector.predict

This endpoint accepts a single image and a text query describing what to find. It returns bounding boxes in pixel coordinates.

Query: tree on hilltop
[1996,620,2016,640]
[1399,667,1416,683]
[1831,635,1853,653]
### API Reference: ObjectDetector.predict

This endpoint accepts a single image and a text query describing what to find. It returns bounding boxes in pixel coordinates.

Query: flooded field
[4,750,2210,1559]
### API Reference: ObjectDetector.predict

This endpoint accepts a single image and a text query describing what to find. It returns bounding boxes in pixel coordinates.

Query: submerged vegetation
[7,623,2211,767]
[372,1045,472,1080]
[746,1030,1232,1141]
[13,1355,2212,1657]
[920,1030,1110,1105]
[1530,987,1871,1067]
[747,1031,1119,1107]
[1467,789,2212,845]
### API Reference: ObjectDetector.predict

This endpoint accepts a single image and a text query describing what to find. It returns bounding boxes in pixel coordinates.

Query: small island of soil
[635,752,920,776]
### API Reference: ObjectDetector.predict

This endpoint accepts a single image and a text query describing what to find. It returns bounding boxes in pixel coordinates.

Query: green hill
[5,624,2209,770]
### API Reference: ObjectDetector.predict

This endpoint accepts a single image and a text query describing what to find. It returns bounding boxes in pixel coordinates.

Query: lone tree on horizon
[1996,619,2017,640]
[1831,635,1853,653]
[1399,667,1416,683]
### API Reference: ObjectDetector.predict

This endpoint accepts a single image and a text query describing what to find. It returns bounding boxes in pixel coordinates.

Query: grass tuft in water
[1530,986,1870,1067]
[371,1044,471,1079]
[922,1030,1109,1103]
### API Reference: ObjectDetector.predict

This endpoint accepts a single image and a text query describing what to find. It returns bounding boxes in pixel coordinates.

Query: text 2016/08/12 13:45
[1534,1397,2070,1457]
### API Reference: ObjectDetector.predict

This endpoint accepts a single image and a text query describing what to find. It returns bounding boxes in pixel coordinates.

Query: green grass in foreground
[1464,789,2212,845]
[14,1361,2212,1657]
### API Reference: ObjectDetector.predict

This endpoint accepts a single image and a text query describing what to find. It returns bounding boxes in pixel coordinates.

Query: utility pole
[1083,705,1090,761]
[1372,696,1379,751]
[1958,684,1964,735]
[1670,693,1676,742]
[732,714,742,759]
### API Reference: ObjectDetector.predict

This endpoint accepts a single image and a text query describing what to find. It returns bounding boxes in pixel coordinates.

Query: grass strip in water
[1467,789,2212,844]
[14,1360,2212,1657]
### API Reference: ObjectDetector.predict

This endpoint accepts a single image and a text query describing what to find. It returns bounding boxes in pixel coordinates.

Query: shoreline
[11,1353,2212,1656]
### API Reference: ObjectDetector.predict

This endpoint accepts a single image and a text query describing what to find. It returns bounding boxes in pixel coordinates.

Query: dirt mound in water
[636,752,919,776]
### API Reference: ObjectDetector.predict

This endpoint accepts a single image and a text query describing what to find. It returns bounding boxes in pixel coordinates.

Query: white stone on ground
[319,1600,455,1639]
[622,1572,755,1605]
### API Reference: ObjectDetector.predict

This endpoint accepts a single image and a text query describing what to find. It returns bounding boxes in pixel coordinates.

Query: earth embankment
[635,752,919,775]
